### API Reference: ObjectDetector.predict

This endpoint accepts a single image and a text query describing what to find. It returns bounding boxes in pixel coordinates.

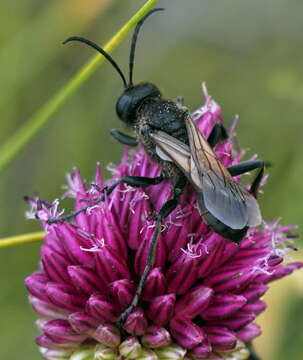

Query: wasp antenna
[63,36,128,88]
[128,8,165,87]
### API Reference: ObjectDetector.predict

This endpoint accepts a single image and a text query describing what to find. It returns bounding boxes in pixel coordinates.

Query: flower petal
[86,294,118,322]
[123,308,148,336]
[237,323,261,342]
[68,265,107,295]
[142,267,167,300]
[170,317,206,349]
[119,336,142,358]
[41,245,71,283]
[25,272,49,301]
[95,245,131,283]
[43,319,87,343]
[46,283,87,312]
[187,340,212,359]
[166,255,198,295]
[141,326,172,348]
[175,286,213,319]
[109,279,136,310]
[93,323,121,348]
[147,294,176,326]
[204,326,237,351]
[68,312,98,334]
[201,293,247,319]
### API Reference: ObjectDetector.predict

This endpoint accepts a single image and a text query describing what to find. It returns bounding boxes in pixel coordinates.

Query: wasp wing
[151,131,202,190]
[185,115,261,229]
[152,117,262,230]
[245,191,262,227]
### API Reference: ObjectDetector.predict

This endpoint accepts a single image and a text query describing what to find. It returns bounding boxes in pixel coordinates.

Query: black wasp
[50,9,265,323]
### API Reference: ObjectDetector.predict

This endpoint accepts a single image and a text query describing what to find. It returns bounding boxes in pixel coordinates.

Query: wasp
[50,8,265,323]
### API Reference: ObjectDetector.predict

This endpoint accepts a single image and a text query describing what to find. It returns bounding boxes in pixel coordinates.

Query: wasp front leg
[110,129,138,146]
[207,123,228,148]
[48,174,166,224]
[117,174,187,325]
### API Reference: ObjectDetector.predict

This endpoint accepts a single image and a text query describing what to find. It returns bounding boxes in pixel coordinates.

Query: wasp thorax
[116,82,161,125]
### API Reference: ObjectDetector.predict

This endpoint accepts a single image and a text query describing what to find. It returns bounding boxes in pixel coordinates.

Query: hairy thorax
[134,97,189,176]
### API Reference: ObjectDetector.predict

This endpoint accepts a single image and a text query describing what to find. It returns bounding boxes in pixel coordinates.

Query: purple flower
[25,85,302,360]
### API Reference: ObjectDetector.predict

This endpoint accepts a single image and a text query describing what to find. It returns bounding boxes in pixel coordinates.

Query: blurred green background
[0,0,302,359]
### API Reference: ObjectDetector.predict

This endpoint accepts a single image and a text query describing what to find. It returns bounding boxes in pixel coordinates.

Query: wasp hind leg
[117,175,187,325]
[227,160,265,198]
[110,129,138,146]
[207,123,228,148]
[48,174,166,224]
[227,160,265,177]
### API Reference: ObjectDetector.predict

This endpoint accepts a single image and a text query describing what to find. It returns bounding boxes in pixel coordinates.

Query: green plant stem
[0,0,160,175]
[0,231,45,248]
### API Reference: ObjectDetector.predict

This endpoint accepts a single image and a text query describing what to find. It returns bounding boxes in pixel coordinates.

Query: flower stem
[0,0,160,174]
[0,231,45,248]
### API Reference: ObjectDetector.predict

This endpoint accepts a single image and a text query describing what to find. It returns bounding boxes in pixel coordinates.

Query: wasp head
[116,82,161,125]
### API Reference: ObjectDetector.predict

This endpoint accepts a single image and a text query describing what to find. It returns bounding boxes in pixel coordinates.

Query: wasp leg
[207,123,228,148]
[227,160,265,198]
[227,160,265,177]
[249,165,264,198]
[110,129,138,146]
[48,174,166,224]
[117,175,187,325]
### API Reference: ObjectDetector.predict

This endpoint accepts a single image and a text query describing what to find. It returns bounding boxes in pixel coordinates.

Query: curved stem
[0,0,160,174]
[0,231,45,248]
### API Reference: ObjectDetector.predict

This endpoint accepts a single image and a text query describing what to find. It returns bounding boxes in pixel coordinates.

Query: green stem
[0,231,45,248]
[0,0,160,174]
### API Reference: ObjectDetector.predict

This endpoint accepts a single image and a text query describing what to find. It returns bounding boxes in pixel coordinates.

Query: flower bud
[124,308,148,336]
[201,293,246,319]
[204,326,237,351]
[119,337,142,359]
[94,344,118,360]
[109,279,135,309]
[69,348,94,360]
[147,294,175,326]
[43,319,87,344]
[68,265,107,295]
[93,323,121,348]
[87,294,118,322]
[175,286,213,318]
[166,256,197,295]
[46,283,87,312]
[170,317,205,349]
[68,312,98,334]
[141,326,172,348]
[154,343,187,360]
[142,267,167,300]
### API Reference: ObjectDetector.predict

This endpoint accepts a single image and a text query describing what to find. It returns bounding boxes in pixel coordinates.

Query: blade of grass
[0,0,113,112]
[0,0,160,174]
[0,231,45,248]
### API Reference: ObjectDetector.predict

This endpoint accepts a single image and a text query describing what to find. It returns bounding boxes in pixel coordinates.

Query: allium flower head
[25,85,302,360]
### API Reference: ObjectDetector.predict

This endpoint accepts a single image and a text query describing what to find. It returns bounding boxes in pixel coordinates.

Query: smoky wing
[151,131,203,190]
[185,114,261,229]
[152,116,261,230]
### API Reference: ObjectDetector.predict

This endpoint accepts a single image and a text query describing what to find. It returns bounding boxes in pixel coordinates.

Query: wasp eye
[116,93,136,125]
[116,83,161,125]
